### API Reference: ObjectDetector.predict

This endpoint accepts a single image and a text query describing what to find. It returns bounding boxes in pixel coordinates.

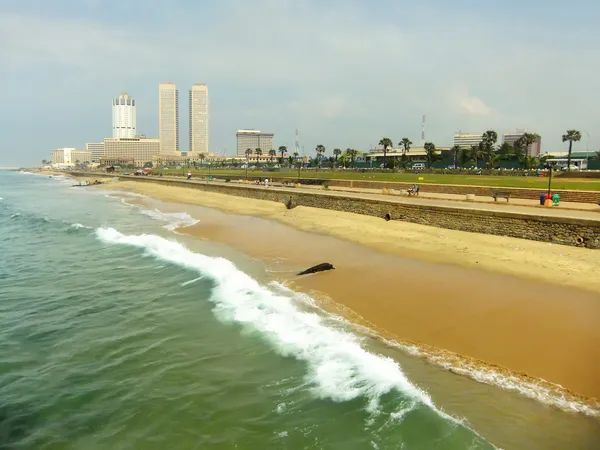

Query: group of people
[255,178,270,187]
[407,184,420,196]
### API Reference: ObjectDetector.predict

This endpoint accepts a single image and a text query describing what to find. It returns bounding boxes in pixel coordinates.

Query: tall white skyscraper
[112,92,136,138]
[159,82,179,154]
[189,83,209,154]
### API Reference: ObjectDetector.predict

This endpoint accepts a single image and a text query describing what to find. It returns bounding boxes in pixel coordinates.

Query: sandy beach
[95,180,600,408]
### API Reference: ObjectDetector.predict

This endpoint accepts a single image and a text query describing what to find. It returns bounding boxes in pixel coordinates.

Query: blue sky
[1,0,599,165]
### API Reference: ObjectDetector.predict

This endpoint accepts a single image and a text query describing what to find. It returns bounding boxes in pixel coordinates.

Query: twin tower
[159,82,209,155]
[112,83,209,155]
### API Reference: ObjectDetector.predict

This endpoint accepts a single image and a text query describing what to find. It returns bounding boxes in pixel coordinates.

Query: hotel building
[159,82,179,154]
[236,130,275,157]
[189,83,209,154]
[102,137,160,167]
[453,132,484,149]
[51,148,92,166]
[112,92,136,138]
[85,142,105,162]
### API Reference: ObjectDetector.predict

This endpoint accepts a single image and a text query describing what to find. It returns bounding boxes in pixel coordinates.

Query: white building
[236,130,275,156]
[159,82,179,154]
[189,83,209,154]
[453,132,484,149]
[85,142,105,162]
[51,148,92,166]
[112,93,136,138]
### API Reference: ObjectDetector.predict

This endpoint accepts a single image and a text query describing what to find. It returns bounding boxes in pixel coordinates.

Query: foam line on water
[139,209,199,231]
[95,228,447,419]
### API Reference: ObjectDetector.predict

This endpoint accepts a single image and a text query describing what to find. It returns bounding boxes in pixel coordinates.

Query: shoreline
[92,180,600,415]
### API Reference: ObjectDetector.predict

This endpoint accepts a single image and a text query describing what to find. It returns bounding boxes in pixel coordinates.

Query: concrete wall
[117,175,600,249]
[182,174,600,204]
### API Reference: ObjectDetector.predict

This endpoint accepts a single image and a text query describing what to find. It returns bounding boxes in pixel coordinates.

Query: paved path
[145,176,600,222]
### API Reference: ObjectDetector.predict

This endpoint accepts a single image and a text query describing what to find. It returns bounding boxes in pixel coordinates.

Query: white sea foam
[94,228,443,419]
[71,223,92,229]
[139,209,199,231]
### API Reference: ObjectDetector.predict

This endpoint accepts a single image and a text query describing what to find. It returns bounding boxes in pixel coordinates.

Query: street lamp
[208,162,211,180]
[546,160,557,196]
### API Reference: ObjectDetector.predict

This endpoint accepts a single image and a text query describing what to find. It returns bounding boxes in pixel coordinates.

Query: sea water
[0,171,594,449]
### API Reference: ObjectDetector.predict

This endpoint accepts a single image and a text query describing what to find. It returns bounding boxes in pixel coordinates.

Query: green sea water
[0,171,598,449]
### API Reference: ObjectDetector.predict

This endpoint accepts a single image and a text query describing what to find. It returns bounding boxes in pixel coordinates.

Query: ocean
[0,171,598,449]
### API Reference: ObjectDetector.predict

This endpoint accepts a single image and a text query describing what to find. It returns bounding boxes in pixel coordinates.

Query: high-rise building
[85,142,105,162]
[103,137,160,167]
[236,130,275,156]
[453,132,484,149]
[503,131,542,156]
[159,82,179,154]
[189,83,209,154]
[112,93,136,138]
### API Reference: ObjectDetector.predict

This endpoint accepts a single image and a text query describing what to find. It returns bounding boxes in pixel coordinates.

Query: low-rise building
[50,148,92,166]
[103,137,160,167]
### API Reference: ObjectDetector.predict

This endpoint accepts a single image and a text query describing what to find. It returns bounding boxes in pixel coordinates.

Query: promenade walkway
[140,175,600,222]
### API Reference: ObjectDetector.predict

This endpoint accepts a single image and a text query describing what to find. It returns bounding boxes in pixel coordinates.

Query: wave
[94,228,451,420]
[70,223,92,230]
[139,209,199,231]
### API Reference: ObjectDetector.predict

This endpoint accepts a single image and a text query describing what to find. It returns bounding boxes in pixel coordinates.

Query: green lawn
[155,168,600,191]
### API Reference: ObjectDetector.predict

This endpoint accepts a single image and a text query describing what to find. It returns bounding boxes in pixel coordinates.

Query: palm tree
[399,138,412,155]
[562,130,582,171]
[278,145,287,165]
[333,148,342,167]
[315,145,325,168]
[346,148,359,168]
[41,159,47,165]
[423,142,438,169]
[490,154,503,169]
[199,153,206,167]
[516,133,539,158]
[459,149,472,168]
[522,156,539,170]
[268,149,276,164]
[469,144,482,168]
[255,148,262,166]
[450,145,461,168]
[245,148,252,159]
[481,130,498,150]
[378,138,393,169]
[497,142,514,157]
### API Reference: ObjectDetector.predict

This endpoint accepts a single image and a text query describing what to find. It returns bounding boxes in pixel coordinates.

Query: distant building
[51,148,92,166]
[112,93,136,138]
[503,131,542,156]
[85,142,105,162]
[159,82,179,154]
[236,130,274,157]
[189,83,209,154]
[103,137,160,167]
[453,132,484,149]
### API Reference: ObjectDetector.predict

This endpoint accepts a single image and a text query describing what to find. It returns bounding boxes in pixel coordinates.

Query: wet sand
[95,181,600,407]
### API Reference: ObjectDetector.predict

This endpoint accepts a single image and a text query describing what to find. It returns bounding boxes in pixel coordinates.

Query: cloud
[459,96,492,117]
[0,0,599,165]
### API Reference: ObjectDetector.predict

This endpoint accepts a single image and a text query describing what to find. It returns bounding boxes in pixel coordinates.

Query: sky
[1,0,599,165]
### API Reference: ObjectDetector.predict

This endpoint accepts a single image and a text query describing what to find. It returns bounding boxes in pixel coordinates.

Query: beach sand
[96,180,600,405]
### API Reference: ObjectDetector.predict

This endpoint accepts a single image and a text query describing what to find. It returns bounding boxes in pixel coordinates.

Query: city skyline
[1,0,598,165]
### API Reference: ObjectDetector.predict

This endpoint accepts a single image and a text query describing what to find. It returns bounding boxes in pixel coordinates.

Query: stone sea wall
[117,175,600,249]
